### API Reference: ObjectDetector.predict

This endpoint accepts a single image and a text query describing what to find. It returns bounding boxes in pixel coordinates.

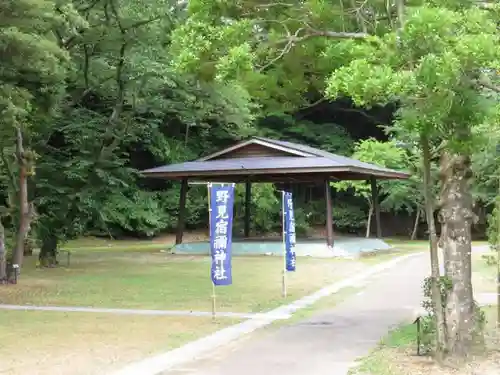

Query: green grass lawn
[4,236,428,313]
[472,251,498,294]
[64,236,171,251]
[0,310,236,375]
[0,236,423,375]
[2,249,370,313]
[0,245,367,375]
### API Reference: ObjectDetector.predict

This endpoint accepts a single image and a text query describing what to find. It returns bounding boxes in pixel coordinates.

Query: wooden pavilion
[142,137,410,248]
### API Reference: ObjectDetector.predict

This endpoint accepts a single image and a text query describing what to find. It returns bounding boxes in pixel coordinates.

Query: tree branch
[474,77,500,93]
[258,25,300,71]
[292,29,367,42]
[260,24,366,71]
[83,44,90,89]
[77,0,102,13]
[124,16,163,31]
[253,2,294,8]
[108,0,125,34]
[350,0,368,34]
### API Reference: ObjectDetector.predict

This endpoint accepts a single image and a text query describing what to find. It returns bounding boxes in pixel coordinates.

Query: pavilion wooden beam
[244,180,251,238]
[370,176,382,238]
[325,179,334,248]
[175,178,189,245]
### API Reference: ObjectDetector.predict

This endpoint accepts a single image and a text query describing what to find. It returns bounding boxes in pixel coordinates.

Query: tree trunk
[411,209,421,240]
[39,233,58,267]
[496,176,500,327]
[0,220,6,282]
[421,134,447,359]
[12,127,33,269]
[23,238,34,256]
[439,151,477,360]
[366,205,373,238]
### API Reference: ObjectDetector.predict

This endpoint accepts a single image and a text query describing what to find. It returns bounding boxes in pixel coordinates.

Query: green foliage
[380,141,440,217]
[11,0,257,245]
[325,5,500,149]
[333,139,408,235]
[481,253,497,267]
[486,204,499,251]
[334,138,406,205]
[2,0,500,253]
[97,191,170,238]
[233,183,280,235]
[481,133,500,251]
[259,115,354,156]
[292,195,367,234]
[234,184,309,237]
[170,0,370,112]
[0,0,85,265]
[422,275,453,314]
[0,0,73,130]
[419,275,452,354]
[472,127,500,206]
[331,202,367,233]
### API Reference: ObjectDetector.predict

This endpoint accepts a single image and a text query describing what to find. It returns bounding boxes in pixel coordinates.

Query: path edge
[108,252,423,375]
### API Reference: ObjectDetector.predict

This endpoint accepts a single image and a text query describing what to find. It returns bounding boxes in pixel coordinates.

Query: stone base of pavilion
[172,236,393,259]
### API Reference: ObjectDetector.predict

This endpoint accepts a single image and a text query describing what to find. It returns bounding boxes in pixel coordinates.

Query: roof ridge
[252,136,323,157]
[253,136,349,159]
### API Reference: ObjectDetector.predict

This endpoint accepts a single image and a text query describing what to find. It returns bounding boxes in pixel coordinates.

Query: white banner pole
[282,190,287,298]
[207,183,216,320]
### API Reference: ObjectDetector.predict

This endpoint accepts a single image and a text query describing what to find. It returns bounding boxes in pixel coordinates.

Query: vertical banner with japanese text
[209,183,235,286]
[283,191,297,272]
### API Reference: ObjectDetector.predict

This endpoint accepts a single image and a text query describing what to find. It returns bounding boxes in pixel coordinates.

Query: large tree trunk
[366,205,373,238]
[411,208,421,240]
[496,179,500,327]
[39,233,58,268]
[439,152,477,360]
[421,134,447,359]
[23,238,34,256]
[12,128,33,269]
[0,220,6,282]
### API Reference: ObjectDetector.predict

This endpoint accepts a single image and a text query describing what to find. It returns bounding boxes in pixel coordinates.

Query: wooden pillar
[325,179,334,248]
[370,176,382,238]
[175,178,189,245]
[244,180,251,238]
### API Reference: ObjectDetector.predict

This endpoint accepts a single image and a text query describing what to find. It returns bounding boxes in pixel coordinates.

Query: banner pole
[211,281,217,321]
[207,183,212,257]
[282,191,287,298]
[208,183,216,320]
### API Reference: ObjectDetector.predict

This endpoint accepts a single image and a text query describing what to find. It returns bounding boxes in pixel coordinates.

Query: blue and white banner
[283,191,297,272]
[209,184,235,286]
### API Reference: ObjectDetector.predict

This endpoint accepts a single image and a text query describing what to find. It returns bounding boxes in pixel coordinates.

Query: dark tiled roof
[144,157,339,173]
[253,137,401,174]
[141,137,410,181]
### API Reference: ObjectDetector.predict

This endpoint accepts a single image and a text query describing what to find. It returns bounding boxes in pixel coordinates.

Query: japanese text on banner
[209,184,235,286]
[283,191,296,272]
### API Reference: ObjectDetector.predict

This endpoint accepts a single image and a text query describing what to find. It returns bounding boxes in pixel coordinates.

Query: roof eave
[141,166,410,180]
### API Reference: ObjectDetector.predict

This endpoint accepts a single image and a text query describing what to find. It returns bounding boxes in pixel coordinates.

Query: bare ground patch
[362,337,499,375]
